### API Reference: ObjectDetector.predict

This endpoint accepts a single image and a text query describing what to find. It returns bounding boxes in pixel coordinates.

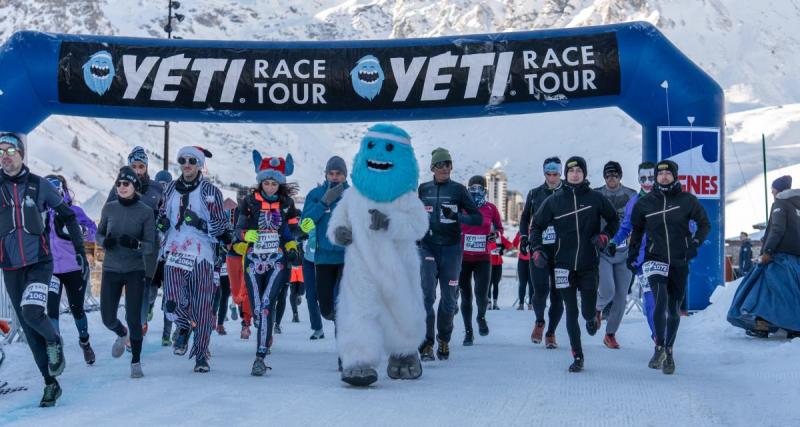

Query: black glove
[441,206,459,221]
[218,230,233,245]
[532,248,548,269]
[687,239,700,259]
[605,242,617,257]
[156,216,170,232]
[103,236,118,250]
[184,209,208,232]
[626,256,638,273]
[75,252,90,282]
[519,235,529,256]
[498,247,505,256]
[286,248,300,266]
[321,183,345,206]
[487,231,498,241]
[368,209,390,231]
[118,234,141,249]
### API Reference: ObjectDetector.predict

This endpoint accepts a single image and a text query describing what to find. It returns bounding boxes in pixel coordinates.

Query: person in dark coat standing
[738,232,753,277]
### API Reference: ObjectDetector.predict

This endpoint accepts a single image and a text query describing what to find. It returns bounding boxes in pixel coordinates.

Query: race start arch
[0,21,724,309]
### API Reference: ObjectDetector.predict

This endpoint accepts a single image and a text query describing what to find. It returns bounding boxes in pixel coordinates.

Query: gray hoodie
[96,198,156,274]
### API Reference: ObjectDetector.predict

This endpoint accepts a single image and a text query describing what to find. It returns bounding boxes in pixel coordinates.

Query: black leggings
[100,270,145,363]
[212,275,231,326]
[489,264,502,301]
[517,258,533,305]
[315,263,343,321]
[558,269,598,357]
[649,264,689,349]
[47,270,89,340]
[275,282,300,325]
[531,262,564,335]
[458,260,491,332]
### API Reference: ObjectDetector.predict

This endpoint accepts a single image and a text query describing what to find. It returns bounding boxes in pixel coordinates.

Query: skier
[227,187,254,340]
[0,132,88,406]
[417,148,482,361]
[512,231,533,311]
[44,175,97,365]
[236,151,301,376]
[458,176,503,345]
[158,146,229,373]
[593,161,637,349]
[328,124,429,386]
[487,232,510,310]
[530,156,618,372]
[628,160,710,375]
[519,157,565,349]
[97,167,157,378]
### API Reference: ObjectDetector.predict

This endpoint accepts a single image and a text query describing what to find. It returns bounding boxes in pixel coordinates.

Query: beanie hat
[468,175,487,188]
[253,150,294,184]
[177,146,212,168]
[656,160,679,180]
[564,156,587,178]
[772,175,792,193]
[543,156,561,174]
[0,132,26,158]
[430,147,452,167]
[128,146,148,166]
[603,161,622,177]
[154,170,173,184]
[116,166,141,192]
[325,156,348,178]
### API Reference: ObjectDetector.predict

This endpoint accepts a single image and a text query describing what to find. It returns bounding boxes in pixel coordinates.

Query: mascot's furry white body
[328,189,428,370]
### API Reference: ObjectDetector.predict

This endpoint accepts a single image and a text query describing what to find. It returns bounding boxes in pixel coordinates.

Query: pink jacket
[460,202,503,262]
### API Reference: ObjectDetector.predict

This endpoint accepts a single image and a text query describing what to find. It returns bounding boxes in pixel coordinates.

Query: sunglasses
[116,181,132,188]
[639,175,655,184]
[178,157,198,165]
[433,161,452,170]
[0,147,19,157]
[604,173,620,179]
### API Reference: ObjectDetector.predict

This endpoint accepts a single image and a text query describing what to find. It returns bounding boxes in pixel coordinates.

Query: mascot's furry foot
[341,366,378,387]
[387,354,422,380]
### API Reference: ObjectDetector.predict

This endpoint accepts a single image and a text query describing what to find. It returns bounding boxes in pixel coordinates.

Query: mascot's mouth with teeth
[90,64,111,78]
[367,159,393,171]
[351,124,419,203]
[350,55,385,101]
[82,50,116,96]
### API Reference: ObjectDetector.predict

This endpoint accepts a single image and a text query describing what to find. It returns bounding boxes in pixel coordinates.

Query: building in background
[506,190,524,225]
[485,167,508,221]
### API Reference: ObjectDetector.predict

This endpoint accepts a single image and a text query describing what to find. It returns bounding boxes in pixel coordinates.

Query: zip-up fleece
[418,178,482,246]
[519,181,562,257]
[530,181,618,272]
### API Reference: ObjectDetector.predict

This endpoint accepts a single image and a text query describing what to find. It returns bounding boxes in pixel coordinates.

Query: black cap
[564,156,587,178]
[468,175,486,188]
[656,160,679,180]
[603,161,622,177]
[117,166,141,192]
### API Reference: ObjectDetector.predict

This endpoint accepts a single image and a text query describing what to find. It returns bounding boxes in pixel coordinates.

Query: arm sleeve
[459,186,483,226]
[141,207,157,262]
[628,202,645,258]
[234,201,250,240]
[491,204,504,235]
[96,205,109,247]
[519,190,534,237]
[530,198,553,250]
[612,195,636,245]
[47,180,85,254]
[73,206,98,243]
[301,188,328,225]
[690,196,711,245]
[762,202,786,254]
[205,185,228,238]
[326,191,351,246]
[385,193,430,241]
[599,195,620,238]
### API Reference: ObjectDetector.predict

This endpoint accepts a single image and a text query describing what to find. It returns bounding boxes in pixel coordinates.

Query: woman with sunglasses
[97,167,156,378]
[44,174,98,365]
[236,151,301,376]
[457,175,503,345]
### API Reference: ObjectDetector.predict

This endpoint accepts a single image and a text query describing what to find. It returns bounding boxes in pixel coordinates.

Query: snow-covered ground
[2,276,798,426]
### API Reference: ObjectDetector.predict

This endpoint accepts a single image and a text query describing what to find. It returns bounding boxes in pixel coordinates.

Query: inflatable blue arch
[0,21,724,309]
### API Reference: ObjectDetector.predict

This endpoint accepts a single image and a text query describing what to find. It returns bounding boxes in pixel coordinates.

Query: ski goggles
[178,156,199,165]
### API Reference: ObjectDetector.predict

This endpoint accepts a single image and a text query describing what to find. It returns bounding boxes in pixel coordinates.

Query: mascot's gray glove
[334,226,353,246]
[368,209,390,231]
[321,183,345,206]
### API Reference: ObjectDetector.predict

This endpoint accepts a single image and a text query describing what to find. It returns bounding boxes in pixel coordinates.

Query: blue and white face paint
[82,51,115,96]
[469,184,487,207]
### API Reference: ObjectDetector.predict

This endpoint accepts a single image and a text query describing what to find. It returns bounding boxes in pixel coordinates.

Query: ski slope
[1,277,798,426]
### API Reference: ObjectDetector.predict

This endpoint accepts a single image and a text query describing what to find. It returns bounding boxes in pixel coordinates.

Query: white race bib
[642,261,669,279]
[21,282,48,308]
[542,226,556,245]
[220,262,228,276]
[49,276,61,294]
[554,268,570,289]
[253,232,280,255]
[463,234,487,253]
[166,251,198,271]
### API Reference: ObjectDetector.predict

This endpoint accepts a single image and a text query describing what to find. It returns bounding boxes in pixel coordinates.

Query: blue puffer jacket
[301,181,349,265]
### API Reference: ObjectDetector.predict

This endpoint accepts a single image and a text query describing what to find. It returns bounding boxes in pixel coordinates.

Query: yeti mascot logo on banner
[350,55,385,101]
[327,123,429,387]
[82,50,115,96]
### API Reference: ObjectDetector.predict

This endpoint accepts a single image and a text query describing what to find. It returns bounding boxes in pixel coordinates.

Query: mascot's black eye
[385,143,394,152]
[367,141,375,149]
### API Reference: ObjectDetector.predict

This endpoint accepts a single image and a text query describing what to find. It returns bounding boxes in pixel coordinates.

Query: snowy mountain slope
[1,0,799,226]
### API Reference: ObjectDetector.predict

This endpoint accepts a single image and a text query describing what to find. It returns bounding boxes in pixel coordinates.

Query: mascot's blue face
[82,51,115,96]
[351,124,418,203]
[350,55,384,101]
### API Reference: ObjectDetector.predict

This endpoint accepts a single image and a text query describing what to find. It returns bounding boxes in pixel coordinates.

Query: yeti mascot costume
[328,123,429,387]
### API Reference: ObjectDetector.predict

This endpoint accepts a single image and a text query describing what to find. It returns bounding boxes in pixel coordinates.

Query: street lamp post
[157,0,185,170]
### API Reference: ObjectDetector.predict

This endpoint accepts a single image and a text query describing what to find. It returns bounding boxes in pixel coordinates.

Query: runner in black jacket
[530,156,618,372]
[518,157,564,348]
[628,160,710,375]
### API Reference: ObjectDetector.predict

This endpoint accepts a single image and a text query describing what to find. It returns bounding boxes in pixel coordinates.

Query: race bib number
[636,274,650,292]
[464,234,487,253]
[49,276,61,294]
[642,261,669,279]
[21,282,48,308]
[253,232,280,255]
[220,262,228,276]
[166,251,197,271]
[542,226,556,245]
[554,268,570,289]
